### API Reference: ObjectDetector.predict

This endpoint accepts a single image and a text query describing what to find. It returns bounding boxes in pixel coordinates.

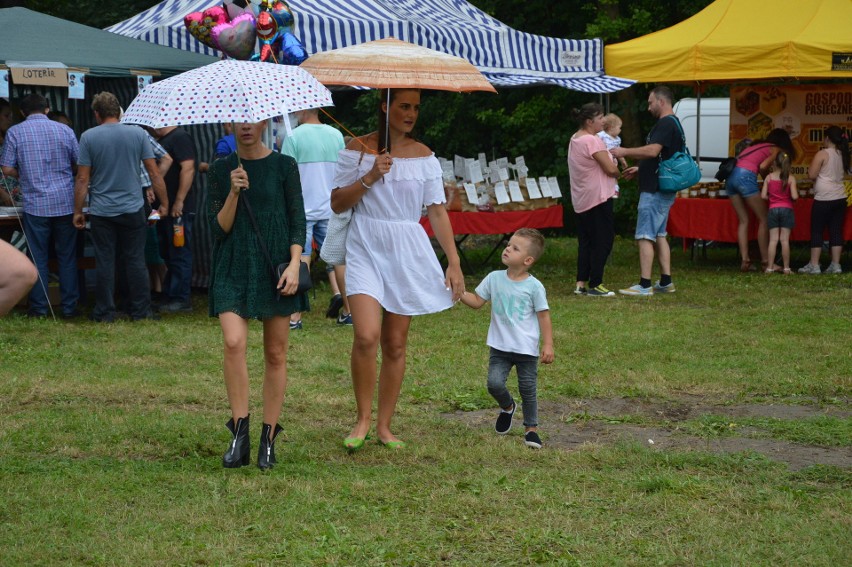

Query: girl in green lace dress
[208,120,307,470]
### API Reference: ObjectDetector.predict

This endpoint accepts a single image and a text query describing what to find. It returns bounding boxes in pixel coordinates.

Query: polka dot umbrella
[121,60,334,129]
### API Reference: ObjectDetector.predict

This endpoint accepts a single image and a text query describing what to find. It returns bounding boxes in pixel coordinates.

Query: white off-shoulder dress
[332,149,454,316]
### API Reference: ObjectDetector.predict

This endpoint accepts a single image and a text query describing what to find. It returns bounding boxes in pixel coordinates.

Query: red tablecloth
[667,198,852,242]
[419,205,564,236]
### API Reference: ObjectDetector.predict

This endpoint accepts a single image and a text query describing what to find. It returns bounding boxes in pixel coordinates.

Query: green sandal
[343,435,370,453]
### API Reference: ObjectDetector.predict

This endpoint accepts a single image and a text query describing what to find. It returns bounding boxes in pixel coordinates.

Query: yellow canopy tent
[604,0,852,83]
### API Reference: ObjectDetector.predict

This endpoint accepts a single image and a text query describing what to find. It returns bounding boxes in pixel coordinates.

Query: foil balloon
[253,9,280,62]
[268,1,294,29]
[223,0,254,21]
[185,7,228,48]
[279,31,307,65]
[253,1,300,63]
[211,12,257,60]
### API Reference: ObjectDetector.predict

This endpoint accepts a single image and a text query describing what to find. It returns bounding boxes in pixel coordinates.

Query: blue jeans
[487,347,539,427]
[635,191,677,241]
[303,218,329,258]
[23,213,79,316]
[157,213,194,303]
[90,208,151,320]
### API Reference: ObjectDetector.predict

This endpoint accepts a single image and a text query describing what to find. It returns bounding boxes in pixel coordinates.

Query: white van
[673,97,730,181]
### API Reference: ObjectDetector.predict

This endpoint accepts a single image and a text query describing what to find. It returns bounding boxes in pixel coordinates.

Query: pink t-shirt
[567,133,616,213]
[736,142,774,173]
[766,178,794,209]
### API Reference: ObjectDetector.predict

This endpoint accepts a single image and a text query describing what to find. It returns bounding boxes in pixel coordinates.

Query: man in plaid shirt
[1,93,80,318]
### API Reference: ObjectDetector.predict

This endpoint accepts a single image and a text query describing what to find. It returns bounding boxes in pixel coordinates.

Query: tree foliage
[3,0,159,29]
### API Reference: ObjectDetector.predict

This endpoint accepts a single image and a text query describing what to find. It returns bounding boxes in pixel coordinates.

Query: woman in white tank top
[799,126,850,274]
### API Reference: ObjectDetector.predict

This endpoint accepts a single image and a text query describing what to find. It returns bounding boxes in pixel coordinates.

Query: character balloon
[254,9,280,62]
[184,6,229,48]
[252,1,306,64]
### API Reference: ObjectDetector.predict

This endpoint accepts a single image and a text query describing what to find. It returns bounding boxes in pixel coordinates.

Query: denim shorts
[635,191,677,241]
[767,207,795,229]
[725,167,760,198]
[303,218,328,257]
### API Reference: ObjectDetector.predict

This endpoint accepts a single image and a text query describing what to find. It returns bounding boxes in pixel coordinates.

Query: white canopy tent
[107,0,633,93]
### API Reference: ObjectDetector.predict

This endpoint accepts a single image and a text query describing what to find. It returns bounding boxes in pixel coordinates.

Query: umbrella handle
[231,121,242,168]
[384,88,390,154]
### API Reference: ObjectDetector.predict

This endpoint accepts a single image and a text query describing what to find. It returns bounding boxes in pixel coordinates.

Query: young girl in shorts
[760,151,798,274]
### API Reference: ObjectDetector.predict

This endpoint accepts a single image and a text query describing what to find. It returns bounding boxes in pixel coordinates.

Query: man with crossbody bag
[612,86,682,296]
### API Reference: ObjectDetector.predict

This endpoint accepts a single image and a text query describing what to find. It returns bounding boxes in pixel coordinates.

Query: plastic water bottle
[173,216,185,247]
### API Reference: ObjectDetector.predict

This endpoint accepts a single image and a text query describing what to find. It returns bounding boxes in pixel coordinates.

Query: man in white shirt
[281,108,350,328]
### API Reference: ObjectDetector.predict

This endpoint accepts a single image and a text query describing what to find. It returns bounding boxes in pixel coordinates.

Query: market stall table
[0,210,23,241]
[667,198,852,256]
[0,211,95,273]
[420,205,564,271]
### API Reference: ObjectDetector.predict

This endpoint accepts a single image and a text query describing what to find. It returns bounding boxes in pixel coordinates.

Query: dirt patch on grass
[442,397,851,471]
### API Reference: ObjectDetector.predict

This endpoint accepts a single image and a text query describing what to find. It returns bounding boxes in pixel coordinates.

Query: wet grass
[0,237,849,565]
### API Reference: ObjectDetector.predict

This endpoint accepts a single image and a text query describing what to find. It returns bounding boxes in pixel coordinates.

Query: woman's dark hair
[48,110,73,129]
[824,125,850,173]
[569,102,604,127]
[762,128,796,160]
[0,98,10,138]
[377,88,419,154]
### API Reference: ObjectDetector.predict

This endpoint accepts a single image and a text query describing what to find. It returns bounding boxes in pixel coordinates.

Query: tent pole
[695,83,702,172]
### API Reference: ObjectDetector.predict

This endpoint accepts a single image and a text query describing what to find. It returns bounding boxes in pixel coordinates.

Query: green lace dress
[208,152,308,320]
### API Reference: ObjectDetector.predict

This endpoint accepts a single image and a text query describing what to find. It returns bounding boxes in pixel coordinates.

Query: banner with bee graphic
[730,85,852,177]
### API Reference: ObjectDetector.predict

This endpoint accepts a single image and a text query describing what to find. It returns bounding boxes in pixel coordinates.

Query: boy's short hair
[513,228,545,261]
[602,113,622,130]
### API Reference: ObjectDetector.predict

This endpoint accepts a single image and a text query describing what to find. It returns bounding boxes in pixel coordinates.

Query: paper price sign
[526,177,543,199]
[493,181,510,204]
[508,180,524,202]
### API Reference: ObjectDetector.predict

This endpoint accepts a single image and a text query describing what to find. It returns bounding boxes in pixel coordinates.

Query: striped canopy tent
[107,0,633,94]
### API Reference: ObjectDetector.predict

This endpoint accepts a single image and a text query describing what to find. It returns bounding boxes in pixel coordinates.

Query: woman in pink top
[799,126,850,274]
[567,102,620,297]
[725,128,795,272]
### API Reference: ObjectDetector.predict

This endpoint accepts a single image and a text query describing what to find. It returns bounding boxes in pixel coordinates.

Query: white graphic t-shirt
[475,270,549,357]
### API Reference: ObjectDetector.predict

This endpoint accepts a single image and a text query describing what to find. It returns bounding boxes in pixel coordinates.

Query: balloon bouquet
[184,0,307,64]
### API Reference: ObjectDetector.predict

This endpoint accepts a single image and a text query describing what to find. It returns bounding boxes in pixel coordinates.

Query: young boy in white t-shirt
[460,228,554,448]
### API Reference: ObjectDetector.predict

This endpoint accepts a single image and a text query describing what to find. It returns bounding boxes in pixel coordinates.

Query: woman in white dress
[330,89,464,451]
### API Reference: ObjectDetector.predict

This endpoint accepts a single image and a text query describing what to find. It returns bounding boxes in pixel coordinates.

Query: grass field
[0,236,849,565]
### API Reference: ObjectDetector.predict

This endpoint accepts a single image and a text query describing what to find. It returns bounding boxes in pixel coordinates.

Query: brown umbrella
[300,37,496,93]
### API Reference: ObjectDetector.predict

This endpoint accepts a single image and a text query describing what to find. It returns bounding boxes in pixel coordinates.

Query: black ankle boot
[222,415,251,468]
[257,423,283,470]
